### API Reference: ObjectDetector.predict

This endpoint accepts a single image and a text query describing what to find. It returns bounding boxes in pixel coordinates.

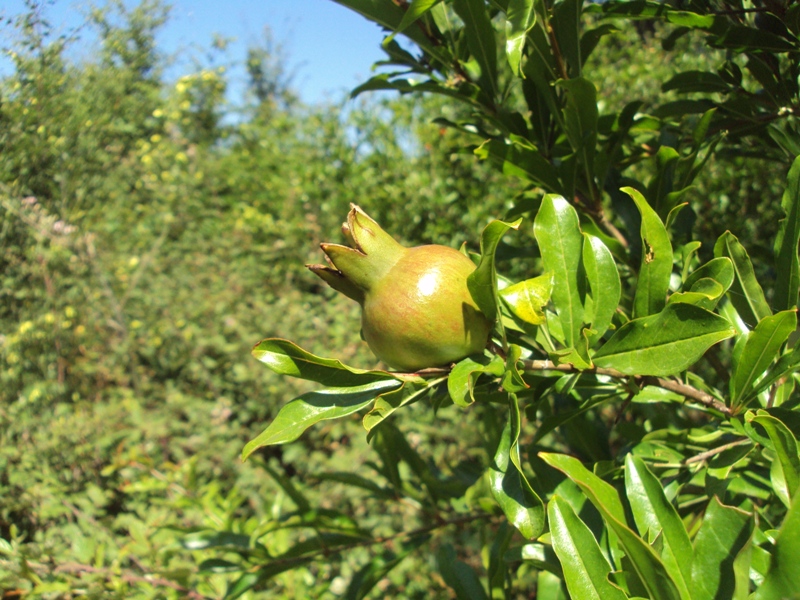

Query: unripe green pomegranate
[307,205,492,371]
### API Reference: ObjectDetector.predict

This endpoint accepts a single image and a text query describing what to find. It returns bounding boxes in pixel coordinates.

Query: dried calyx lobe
[307,205,492,371]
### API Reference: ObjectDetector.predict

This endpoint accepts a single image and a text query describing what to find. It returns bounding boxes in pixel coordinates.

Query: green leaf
[582,233,621,343]
[437,543,490,600]
[490,397,545,539]
[453,0,499,100]
[540,453,682,600]
[534,195,585,347]
[333,0,452,65]
[774,155,800,312]
[690,497,753,600]
[623,187,672,318]
[505,0,535,76]
[558,77,599,179]
[475,137,562,191]
[500,272,553,326]
[548,495,627,600]
[393,0,442,34]
[749,411,800,503]
[242,380,401,459]
[753,491,800,599]
[683,257,734,295]
[732,310,797,406]
[624,455,692,599]
[363,380,438,431]
[447,355,505,407]
[593,303,735,376]
[748,344,800,401]
[252,338,413,386]
[468,218,522,321]
[714,231,771,328]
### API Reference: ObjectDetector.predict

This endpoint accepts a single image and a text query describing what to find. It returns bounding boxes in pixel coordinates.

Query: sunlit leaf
[242,380,401,459]
[534,195,585,347]
[548,495,627,600]
[593,303,735,376]
[582,233,621,342]
[500,272,553,326]
[714,231,771,328]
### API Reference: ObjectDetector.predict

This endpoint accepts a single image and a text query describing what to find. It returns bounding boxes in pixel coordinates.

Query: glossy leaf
[753,491,800,599]
[748,344,800,401]
[393,0,442,35]
[683,257,734,293]
[540,453,682,600]
[749,411,800,502]
[505,0,535,76]
[500,272,553,326]
[714,231,771,328]
[582,233,621,342]
[624,187,672,318]
[548,495,627,600]
[475,137,562,191]
[332,0,452,65]
[593,303,735,376]
[468,218,522,321]
[534,195,585,347]
[731,310,797,405]
[453,0,498,100]
[447,355,505,407]
[624,455,692,598]
[490,398,545,539]
[774,155,800,311]
[690,497,753,600]
[242,380,401,459]
[363,380,438,431]
[252,338,413,386]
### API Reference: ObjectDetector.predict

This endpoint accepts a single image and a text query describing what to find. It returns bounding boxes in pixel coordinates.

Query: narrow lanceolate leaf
[548,496,627,600]
[624,455,692,599]
[363,380,437,431]
[242,380,401,459]
[540,453,682,600]
[582,233,621,342]
[714,231,771,328]
[453,0,499,100]
[749,411,800,502]
[468,218,523,321]
[749,344,800,401]
[774,155,800,311]
[437,544,490,600]
[447,355,505,407]
[500,272,553,326]
[490,397,545,539]
[731,310,797,406]
[624,187,672,318]
[394,0,442,35]
[505,0,535,76]
[534,195,584,347]
[252,339,415,386]
[593,303,735,376]
[559,78,599,178]
[690,497,753,600]
[753,491,800,600]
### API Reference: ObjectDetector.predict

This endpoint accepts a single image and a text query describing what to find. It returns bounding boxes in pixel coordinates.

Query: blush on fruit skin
[307,205,493,372]
[361,245,492,371]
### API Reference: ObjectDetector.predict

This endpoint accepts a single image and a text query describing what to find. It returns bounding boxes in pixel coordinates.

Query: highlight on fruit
[307,205,492,371]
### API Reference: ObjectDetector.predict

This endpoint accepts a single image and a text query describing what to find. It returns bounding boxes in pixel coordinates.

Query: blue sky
[0,0,390,104]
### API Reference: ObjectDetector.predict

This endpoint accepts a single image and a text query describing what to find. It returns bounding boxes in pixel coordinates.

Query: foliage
[2,0,800,598]
[232,0,800,598]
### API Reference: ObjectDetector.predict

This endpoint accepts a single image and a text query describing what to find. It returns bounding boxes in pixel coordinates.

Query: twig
[520,359,732,417]
[683,438,751,465]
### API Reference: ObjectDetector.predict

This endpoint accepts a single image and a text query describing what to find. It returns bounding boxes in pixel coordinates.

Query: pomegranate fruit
[308,205,492,371]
